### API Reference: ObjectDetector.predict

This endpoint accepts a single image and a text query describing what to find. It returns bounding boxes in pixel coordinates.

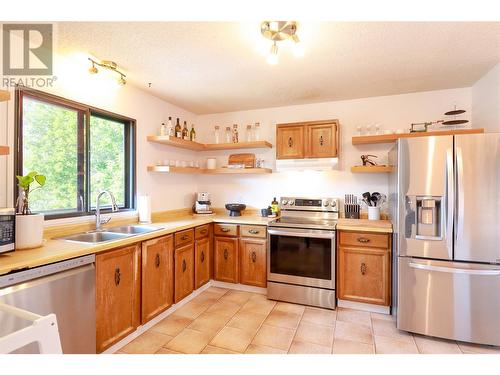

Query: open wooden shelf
[351,165,394,173]
[352,128,484,145]
[147,165,272,174]
[0,146,9,156]
[147,135,272,151]
[0,90,10,102]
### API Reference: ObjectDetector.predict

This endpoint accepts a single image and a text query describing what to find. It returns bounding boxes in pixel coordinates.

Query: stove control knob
[282,200,288,205]
[289,200,295,206]
[331,200,337,207]
[323,201,330,207]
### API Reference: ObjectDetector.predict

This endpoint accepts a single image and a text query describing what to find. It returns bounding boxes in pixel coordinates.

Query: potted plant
[15,171,46,249]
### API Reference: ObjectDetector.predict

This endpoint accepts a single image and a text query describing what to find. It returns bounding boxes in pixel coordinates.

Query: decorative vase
[15,213,44,249]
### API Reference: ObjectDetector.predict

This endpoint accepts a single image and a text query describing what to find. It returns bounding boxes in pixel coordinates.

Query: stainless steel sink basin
[58,231,130,244]
[106,225,162,235]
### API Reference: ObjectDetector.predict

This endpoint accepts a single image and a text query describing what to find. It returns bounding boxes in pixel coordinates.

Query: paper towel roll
[138,195,151,223]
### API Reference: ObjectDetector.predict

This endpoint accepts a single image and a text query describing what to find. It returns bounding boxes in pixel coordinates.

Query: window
[16,88,136,218]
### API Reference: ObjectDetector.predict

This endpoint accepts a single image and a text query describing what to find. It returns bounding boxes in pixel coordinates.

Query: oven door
[267,227,335,289]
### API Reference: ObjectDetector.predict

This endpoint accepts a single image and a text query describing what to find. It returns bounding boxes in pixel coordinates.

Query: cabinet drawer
[195,224,210,239]
[339,231,389,249]
[175,228,194,248]
[240,225,266,239]
[214,223,239,237]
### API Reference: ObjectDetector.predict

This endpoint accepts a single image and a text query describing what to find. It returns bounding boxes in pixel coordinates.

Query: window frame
[15,87,136,219]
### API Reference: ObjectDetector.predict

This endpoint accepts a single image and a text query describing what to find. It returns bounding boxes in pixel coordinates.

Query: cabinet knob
[319,135,324,146]
[181,235,189,240]
[251,251,257,263]
[182,259,187,272]
[201,251,205,263]
[288,137,293,147]
[249,229,260,234]
[360,262,367,275]
[224,249,229,260]
[200,229,207,234]
[221,228,230,233]
[357,237,370,243]
[114,268,121,286]
[155,253,160,268]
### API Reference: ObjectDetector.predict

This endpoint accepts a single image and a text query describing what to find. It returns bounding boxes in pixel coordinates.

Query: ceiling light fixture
[88,57,127,86]
[261,21,303,65]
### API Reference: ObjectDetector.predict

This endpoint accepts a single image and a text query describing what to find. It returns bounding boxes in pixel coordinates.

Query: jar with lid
[232,124,239,143]
[254,122,261,141]
[246,124,252,142]
[225,127,231,143]
[214,126,220,144]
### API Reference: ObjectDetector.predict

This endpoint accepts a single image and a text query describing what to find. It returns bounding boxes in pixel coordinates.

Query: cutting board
[228,153,255,168]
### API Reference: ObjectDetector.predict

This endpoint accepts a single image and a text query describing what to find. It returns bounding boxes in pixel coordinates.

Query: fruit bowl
[225,203,246,217]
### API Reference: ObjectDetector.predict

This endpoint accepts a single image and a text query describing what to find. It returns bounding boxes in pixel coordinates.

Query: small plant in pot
[15,171,46,249]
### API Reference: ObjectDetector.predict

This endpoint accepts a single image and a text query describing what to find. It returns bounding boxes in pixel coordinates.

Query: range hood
[275,158,339,172]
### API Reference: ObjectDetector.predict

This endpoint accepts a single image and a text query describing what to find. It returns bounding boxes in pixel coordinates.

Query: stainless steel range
[267,197,339,309]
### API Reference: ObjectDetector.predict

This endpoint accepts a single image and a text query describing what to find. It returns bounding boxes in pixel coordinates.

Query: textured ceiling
[56,22,500,114]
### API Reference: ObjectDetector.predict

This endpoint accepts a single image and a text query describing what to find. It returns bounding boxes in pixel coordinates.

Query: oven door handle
[268,228,335,239]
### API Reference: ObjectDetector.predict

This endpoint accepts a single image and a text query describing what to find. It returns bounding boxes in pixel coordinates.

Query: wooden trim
[0,90,10,102]
[146,136,272,152]
[350,165,394,173]
[352,128,484,145]
[276,119,340,127]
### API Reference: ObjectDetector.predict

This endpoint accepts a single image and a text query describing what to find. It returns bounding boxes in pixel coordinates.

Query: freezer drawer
[397,257,500,346]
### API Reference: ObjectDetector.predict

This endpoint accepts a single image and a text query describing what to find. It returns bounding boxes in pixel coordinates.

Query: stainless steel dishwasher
[0,254,96,353]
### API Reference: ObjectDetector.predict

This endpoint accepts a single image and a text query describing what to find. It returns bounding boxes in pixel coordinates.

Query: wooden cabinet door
[337,245,391,306]
[96,244,140,352]
[276,125,304,159]
[239,238,267,288]
[141,235,174,324]
[306,122,338,158]
[174,243,194,303]
[195,236,210,289]
[214,236,239,283]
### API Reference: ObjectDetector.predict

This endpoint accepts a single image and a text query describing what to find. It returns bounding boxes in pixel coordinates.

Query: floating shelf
[0,146,9,156]
[352,128,484,145]
[351,165,394,173]
[0,90,10,102]
[147,165,272,174]
[147,135,272,151]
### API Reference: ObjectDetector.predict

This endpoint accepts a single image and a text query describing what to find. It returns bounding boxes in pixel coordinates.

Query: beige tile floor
[118,287,500,355]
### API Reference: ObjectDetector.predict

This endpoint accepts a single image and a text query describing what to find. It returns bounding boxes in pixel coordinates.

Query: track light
[88,57,127,86]
[261,21,304,64]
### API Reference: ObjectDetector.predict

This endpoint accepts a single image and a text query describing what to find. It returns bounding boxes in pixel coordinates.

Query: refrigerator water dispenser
[416,197,442,239]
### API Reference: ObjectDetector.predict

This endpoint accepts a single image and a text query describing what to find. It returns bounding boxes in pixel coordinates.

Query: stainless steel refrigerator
[390,133,500,346]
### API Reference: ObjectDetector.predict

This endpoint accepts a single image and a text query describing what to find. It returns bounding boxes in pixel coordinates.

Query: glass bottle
[254,122,261,141]
[175,118,182,138]
[214,126,220,144]
[246,124,252,142]
[167,116,173,137]
[190,124,196,141]
[182,121,189,140]
[225,126,231,143]
[232,124,239,143]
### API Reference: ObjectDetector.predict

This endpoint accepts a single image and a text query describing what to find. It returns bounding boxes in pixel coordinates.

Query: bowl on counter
[225,203,246,217]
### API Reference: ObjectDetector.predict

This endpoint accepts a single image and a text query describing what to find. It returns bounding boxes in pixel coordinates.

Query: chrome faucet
[95,190,119,231]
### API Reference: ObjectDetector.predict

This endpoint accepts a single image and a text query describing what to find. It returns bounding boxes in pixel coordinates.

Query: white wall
[195,88,472,211]
[1,51,200,213]
[472,62,500,132]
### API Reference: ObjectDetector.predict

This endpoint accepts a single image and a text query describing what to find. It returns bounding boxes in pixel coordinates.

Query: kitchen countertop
[0,215,392,276]
[336,218,393,233]
[0,215,276,276]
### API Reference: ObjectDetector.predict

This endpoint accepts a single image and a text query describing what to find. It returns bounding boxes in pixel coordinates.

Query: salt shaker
[214,126,220,144]
[225,126,231,143]
[246,124,252,142]
[254,122,261,140]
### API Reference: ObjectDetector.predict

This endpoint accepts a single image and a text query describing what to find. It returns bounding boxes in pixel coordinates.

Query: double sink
[58,225,162,244]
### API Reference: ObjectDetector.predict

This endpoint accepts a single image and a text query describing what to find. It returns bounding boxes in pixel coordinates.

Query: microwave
[0,208,15,254]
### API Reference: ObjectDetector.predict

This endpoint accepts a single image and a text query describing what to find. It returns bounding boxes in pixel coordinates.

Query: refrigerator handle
[455,146,464,243]
[445,148,454,258]
[409,262,500,276]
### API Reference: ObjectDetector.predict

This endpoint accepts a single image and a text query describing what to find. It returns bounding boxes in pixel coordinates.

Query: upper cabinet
[276,119,339,160]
